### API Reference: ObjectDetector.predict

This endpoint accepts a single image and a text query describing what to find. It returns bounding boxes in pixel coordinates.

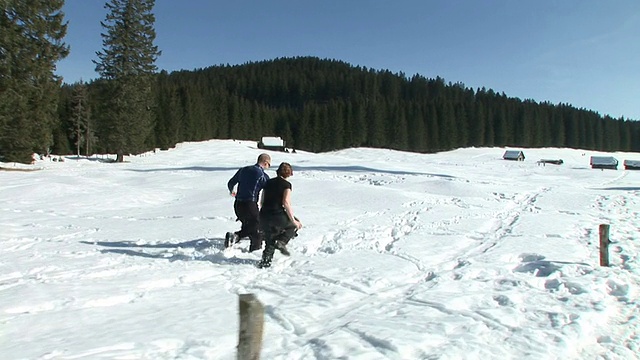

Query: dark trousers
[259,212,297,264]
[233,200,262,250]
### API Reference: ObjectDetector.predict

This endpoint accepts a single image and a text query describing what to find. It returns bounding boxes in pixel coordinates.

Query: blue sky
[56,0,640,120]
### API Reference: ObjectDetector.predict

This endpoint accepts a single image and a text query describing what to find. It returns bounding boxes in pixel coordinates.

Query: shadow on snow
[293,165,455,178]
[128,166,238,173]
[80,238,257,266]
[128,165,455,178]
[598,187,640,191]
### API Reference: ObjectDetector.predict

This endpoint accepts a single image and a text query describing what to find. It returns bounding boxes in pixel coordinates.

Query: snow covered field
[1,140,639,359]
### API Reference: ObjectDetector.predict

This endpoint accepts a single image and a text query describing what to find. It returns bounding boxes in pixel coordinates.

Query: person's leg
[270,214,297,255]
[226,201,244,247]
[242,203,261,251]
[235,202,259,241]
[274,221,297,245]
[257,215,276,268]
[233,201,246,239]
[257,244,275,268]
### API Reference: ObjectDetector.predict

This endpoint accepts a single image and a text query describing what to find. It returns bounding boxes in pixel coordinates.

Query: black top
[260,176,292,216]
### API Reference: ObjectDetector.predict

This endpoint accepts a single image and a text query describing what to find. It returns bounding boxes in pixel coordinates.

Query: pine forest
[55,57,639,157]
[2,1,639,164]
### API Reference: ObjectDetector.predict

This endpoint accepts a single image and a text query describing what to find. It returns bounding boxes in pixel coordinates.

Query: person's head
[276,162,293,178]
[257,153,271,169]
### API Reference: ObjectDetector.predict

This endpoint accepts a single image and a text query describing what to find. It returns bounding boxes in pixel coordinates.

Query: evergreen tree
[426,103,439,151]
[228,96,246,140]
[0,0,68,163]
[494,107,509,146]
[455,104,469,148]
[70,82,94,156]
[619,118,631,151]
[407,103,426,151]
[437,100,455,150]
[472,102,486,147]
[484,106,495,146]
[296,104,313,150]
[366,98,385,148]
[94,0,160,162]
[563,111,578,149]
[326,100,345,150]
[55,56,637,156]
[389,103,409,150]
[350,97,367,147]
[593,117,604,150]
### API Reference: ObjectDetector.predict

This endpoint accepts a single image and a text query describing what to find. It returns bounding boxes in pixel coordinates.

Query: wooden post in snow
[237,293,264,360]
[599,224,611,267]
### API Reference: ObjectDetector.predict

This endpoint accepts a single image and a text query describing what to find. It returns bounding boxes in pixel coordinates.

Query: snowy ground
[1,140,639,360]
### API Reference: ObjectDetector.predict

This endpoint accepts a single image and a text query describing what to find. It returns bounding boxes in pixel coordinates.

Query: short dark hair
[276,162,293,178]
[257,153,271,166]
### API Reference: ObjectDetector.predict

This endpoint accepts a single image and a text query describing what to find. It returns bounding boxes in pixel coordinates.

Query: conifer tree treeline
[92,0,160,162]
[58,56,639,156]
[0,0,68,163]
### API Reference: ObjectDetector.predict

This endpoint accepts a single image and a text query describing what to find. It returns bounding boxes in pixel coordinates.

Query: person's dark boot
[256,259,271,268]
[224,232,239,248]
[257,244,275,268]
[274,240,290,256]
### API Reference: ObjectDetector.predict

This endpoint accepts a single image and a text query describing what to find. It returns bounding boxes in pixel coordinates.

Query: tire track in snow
[256,186,550,357]
[404,297,518,332]
[384,188,549,285]
[258,186,575,358]
[303,199,432,256]
[458,187,550,260]
[258,263,439,359]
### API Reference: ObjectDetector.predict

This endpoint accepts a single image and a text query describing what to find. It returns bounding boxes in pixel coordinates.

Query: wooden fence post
[237,293,264,360]
[599,224,611,267]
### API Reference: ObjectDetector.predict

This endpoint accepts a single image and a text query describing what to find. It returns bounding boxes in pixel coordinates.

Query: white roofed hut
[503,150,525,161]
[590,156,618,170]
[257,136,287,152]
[624,160,640,170]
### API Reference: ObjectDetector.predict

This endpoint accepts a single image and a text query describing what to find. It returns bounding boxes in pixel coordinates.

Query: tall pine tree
[70,82,94,156]
[94,0,160,162]
[0,0,68,163]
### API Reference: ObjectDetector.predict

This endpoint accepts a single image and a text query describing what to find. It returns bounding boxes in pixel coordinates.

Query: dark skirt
[259,211,297,245]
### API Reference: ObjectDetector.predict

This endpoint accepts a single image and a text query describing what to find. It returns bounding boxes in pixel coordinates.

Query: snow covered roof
[260,136,284,147]
[590,156,618,166]
[503,150,525,159]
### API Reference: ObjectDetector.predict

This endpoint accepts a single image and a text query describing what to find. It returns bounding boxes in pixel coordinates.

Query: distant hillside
[56,57,639,155]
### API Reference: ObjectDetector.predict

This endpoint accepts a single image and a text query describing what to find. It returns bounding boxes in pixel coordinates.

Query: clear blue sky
[56,0,640,120]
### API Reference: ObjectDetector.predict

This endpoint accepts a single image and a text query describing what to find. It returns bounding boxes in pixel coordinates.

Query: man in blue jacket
[226,153,271,252]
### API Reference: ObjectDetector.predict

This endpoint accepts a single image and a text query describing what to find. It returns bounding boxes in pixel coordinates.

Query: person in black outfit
[225,153,271,252]
[257,162,303,268]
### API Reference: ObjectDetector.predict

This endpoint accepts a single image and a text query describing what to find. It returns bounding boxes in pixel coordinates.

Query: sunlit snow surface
[1,140,639,359]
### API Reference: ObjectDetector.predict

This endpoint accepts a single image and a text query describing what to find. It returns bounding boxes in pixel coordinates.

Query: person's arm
[257,172,269,207]
[258,189,264,209]
[227,168,241,194]
[282,189,302,229]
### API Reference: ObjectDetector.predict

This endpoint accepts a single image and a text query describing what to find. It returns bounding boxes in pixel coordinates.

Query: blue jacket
[227,164,269,202]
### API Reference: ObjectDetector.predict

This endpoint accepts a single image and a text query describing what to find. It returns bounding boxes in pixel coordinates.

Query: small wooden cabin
[590,156,618,170]
[503,150,525,161]
[624,160,640,170]
[257,136,287,152]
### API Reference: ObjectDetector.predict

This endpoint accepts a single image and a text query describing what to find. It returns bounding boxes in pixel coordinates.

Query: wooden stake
[599,224,611,267]
[237,294,264,360]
